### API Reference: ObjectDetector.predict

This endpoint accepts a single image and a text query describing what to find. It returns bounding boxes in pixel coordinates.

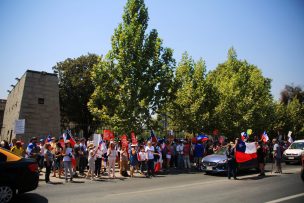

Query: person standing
[78,138,87,176]
[226,142,237,180]
[44,144,54,183]
[63,140,74,183]
[86,143,96,180]
[54,142,63,178]
[273,139,282,173]
[11,141,24,157]
[145,141,155,177]
[194,140,204,169]
[95,144,103,178]
[183,140,191,171]
[138,146,147,175]
[176,140,184,169]
[119,146,129,177]
[257,141,266,176]
[26,137,38,158]
[129,144,138,177]
[107,142,117,178]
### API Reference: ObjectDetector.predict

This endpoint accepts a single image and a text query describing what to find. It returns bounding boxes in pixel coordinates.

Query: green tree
[274,98,304,139]
[53,54,100,139]
[167,52,218,134]
[207,47,274,138]
[88,0,175,135]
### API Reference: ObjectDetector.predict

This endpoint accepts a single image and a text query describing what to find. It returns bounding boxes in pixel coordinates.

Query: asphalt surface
[13,163,304,203]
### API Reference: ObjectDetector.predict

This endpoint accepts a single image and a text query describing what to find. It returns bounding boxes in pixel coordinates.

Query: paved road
[13,163,304,203]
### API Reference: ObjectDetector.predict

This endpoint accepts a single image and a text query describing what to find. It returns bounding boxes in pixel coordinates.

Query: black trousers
[44,161,52,182]
[79,156,86,174]
[227,161,236,179]
[95,158,102,176]
[147,159,155,176]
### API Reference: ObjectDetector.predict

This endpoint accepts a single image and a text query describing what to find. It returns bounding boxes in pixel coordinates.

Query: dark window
[38,98,44,104]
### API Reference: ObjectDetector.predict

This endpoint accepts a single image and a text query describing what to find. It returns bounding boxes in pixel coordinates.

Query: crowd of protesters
[0,132,295,184]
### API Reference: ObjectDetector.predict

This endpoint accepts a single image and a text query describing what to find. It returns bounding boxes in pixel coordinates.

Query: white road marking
[265,193,304,203]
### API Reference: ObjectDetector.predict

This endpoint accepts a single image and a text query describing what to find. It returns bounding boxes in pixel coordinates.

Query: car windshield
[289,142,304,150]
[214,147,227,155]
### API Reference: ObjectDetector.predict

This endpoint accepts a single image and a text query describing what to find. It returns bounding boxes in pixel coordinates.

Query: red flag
[121,134,128,147]
[103,130,111,141]
[110,131,115,140]
[131,131,137,144]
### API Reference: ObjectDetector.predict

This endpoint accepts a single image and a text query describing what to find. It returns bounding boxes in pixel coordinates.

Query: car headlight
[218,159,227,164]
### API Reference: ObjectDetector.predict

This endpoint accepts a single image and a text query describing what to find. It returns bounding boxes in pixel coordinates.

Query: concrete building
[0,99,6,134]
[1,70,60,144]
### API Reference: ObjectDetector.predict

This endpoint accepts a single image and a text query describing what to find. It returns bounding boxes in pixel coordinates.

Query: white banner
[15,119,25,134]
[93,134,102,147]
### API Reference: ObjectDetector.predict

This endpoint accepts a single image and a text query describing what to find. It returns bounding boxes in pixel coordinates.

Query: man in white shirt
[272,139,282,173]
[176,140,184,169]
[145,141,155,177]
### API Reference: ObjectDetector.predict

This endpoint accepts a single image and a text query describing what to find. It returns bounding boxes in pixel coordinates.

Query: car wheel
[0,185,14,203]
[285,162,290,165]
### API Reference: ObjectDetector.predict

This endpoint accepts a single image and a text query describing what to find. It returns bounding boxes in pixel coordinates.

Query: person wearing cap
[107,142,117,178]
[11,141,24,157]
[44,143,54,183]
[37,139,45,171]
[63,140,74,183]
[129,144,138,177]
[86,143,96,180]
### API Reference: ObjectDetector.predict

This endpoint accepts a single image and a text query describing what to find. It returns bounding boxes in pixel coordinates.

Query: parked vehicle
[283,140,304,164]
[201,146,258,174]
[0,147,39,203]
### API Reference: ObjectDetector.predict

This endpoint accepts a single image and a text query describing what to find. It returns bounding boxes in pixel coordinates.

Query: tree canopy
[167,52,218,134]
[53,54,100,139]
[206,48,274,138]
[88,0,175,134]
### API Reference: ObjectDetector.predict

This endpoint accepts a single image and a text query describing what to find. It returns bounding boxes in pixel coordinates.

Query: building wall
[1,75,26,142]
[0,99,7,135]
[1,70,60,144]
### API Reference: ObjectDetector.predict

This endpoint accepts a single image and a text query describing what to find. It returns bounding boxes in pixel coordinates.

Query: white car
[283,140,304,164]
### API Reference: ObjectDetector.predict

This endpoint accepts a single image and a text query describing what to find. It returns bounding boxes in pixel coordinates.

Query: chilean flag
[44,134,52,144]
[197,134,209,142]
[235,141,257,163]
[261,131,269,143]
[150,130,158,143]
[63,130,76,147]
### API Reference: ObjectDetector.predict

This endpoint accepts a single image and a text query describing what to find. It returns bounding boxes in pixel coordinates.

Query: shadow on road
[239,175,278,181]
[12,193,48,203]
[71,180,85,183]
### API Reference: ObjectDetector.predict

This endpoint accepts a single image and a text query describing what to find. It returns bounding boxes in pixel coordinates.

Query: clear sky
[0,0,303,100]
